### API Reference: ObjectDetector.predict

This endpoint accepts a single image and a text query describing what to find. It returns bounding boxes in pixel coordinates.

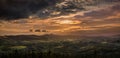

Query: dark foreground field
[0,34,120,58]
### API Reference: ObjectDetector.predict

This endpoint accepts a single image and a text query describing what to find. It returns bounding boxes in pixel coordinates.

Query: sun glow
[55,20,81,24]
[60,20,73,24]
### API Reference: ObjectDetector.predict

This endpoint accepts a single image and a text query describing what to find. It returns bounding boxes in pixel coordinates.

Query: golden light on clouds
[0,16,120,36]
[0,3,120,36]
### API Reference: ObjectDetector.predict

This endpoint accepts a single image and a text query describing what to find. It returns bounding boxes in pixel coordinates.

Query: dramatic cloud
[0,0,120,36]
[0,0,120,19]
[84,5,120,19]
[0,0,61,19]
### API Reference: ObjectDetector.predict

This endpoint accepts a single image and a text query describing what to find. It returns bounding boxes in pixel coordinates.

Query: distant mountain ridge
[0,34,120,40]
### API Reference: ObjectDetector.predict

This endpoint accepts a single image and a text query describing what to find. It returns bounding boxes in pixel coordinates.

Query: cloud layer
[0,0,120,19]
[0,0,120,36]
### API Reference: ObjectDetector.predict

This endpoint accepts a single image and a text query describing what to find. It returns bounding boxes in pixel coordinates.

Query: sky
[0,0,120,36]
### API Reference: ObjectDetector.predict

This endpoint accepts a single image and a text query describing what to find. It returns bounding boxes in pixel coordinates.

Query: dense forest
[0,34,120,58]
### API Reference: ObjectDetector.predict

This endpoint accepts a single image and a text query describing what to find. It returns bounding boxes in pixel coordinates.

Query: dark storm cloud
[0,0,120,20]
[0,0,61,20]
